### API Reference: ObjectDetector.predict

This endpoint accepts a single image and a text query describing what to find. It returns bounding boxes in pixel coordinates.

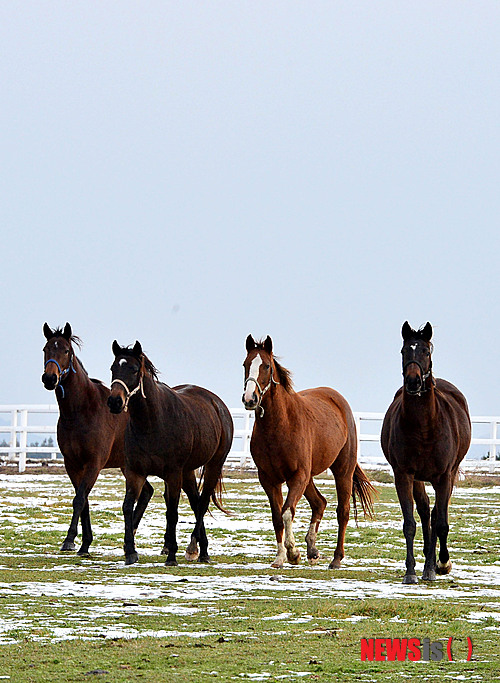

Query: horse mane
[141,353,160,382]
[255,341,294,393]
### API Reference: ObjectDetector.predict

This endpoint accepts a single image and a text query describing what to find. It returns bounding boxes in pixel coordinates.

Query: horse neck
[401,380,437,428]
[55,358,95,415]
[127,374,170,427]
[255,383,295,427]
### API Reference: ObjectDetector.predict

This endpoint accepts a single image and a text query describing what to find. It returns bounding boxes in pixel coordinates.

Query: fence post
[490,420,497,473]
[18,409,28,473]
[8,409,18,462]
[355,414,362,460]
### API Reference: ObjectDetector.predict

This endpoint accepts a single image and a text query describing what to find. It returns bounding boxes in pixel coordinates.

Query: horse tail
[351,464,377,523]
[197,466,230,515]
[211,475,230,515]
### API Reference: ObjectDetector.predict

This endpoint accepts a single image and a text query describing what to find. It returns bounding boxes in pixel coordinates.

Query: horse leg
[123,471,147,565]
[78,500,92,556]
[414,481,434,580]
[434,475,454,576]
[303,479,327,564]
[394,471,418,584]
[193,458,227,563]
[282,473,309,565]
[164,473,182,566]
[61,467,100,554]
[161,473,204,560]
[182,470,203,562]
[258,472,286,568]
[328,467,352,569]
[133,479,154,535]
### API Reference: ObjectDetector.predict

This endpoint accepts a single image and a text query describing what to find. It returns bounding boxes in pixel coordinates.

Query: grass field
[0,467,498,682]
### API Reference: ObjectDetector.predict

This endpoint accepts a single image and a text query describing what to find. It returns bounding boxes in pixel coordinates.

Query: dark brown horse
[108,340,233,566]
[41,323,153,554]
[381,322,471,584]
[242,335,375,569]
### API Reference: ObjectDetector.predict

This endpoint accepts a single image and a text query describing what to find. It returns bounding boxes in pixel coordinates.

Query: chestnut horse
[108,341,233,566]
[242,335,375,569]
[381,322,471,584]
[41,323,153,554]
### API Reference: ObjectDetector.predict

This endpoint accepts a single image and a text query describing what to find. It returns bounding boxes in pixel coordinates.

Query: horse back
[134,383,233,473]
[251,386,356,480]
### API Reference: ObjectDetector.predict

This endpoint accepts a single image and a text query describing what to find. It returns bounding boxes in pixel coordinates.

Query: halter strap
[244,367,279,417]
[110,377,146,412]
[44,356,76,399]
[402,359,434,396]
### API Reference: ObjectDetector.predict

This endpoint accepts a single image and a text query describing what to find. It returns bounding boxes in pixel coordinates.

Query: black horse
[107,341,233,565]
[381,322,471,583]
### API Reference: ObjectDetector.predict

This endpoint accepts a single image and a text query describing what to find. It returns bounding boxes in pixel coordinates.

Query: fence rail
[1,405,499,473]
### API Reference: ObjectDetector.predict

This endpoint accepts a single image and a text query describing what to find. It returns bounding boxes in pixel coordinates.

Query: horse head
[41,322,77,392]
[242,334,277,414]
[401,321,433,396]
[108,340,145,413]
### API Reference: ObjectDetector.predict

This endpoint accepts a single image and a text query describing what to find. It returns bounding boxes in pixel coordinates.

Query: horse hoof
[198,555,210,564]
[271,560,284,569]
[125,552,139,565]
[77,548,90,557]
[422,570,436,582]
[437,560,452,575]
[60,541,76,552]
[402,574,418,584]
[287,550,301,565]
[165,559,178,567]
[328,560,341,569]
[185,551,200,562]
[307,549,320,564]
[160,546,169,556]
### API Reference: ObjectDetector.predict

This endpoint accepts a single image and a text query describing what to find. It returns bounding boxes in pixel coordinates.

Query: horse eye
[264,364,270,370]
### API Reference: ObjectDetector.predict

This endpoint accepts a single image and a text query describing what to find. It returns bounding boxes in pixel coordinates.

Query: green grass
[0,469,498,681]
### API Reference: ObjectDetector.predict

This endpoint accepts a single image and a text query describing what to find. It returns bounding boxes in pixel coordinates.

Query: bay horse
[381,322,471,584]
[41,323,153,554]
[242,335,375,569]
[107,340,233,566]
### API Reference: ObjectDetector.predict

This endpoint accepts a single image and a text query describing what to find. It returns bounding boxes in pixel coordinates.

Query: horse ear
[421,322,433,342]
[132,341,142,358]
[401,321,413,341]
[112,340,121,357]
[263,335,273,354]
[43,323,53,340]
[245,335,256,352]
[63,323,72,340]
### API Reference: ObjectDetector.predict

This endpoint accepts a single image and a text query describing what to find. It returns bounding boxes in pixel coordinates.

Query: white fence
[1,405,499,473]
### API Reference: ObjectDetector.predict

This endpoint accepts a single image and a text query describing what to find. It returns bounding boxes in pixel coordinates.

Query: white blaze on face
[118,358,127,367]
[410,344,417,351]
[244,353,263,403]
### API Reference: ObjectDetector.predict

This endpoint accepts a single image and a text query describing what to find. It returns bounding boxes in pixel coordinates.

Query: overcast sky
[1,2,499,417]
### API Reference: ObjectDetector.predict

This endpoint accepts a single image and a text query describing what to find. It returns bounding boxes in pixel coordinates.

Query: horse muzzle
[41,372,58,391]
[242,393,259,411]
[404,374,423,395]
[107,394,124,414]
